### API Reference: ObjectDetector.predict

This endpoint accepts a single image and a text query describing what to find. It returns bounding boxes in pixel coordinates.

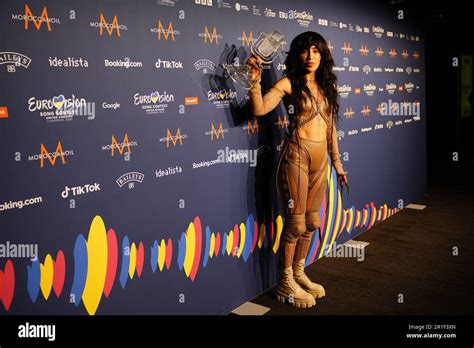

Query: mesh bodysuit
[249,79,345,270]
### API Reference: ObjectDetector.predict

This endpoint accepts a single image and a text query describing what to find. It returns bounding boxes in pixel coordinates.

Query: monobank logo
[90,13,128,36]
[12,4,61,31]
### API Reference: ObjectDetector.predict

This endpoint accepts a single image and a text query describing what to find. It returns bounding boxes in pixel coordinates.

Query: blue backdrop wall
[0,0,426,315]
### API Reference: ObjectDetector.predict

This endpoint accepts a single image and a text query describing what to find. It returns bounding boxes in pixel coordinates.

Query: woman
[247,31,348,309]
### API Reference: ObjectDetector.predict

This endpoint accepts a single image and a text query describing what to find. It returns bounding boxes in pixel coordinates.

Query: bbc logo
[195,0,212,5]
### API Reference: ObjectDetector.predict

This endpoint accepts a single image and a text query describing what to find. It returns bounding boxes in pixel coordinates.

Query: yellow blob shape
[258,223,265,249]
[82,215,108,316]
[209,234,215,258]
[129,243,136,279]
[272,215,283,254]
[158,239,166,272]
[237,223,245,258]
[40,254,54,300]
[183,222,195,278]
[226,230,233,256]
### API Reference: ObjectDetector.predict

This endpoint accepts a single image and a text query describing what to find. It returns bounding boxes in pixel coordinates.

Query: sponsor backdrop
[0,0,425,315]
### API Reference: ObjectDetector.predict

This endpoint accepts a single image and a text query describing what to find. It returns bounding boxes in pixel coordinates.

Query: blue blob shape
[119,236,130,289]
[150,240,158,274]
[177,232,186,271]
[70,234,88,307]
[27,259,40,303]
[242,215,253,262]
[221,233,227,255]
[203,226,211,268]
[366,205,372,227]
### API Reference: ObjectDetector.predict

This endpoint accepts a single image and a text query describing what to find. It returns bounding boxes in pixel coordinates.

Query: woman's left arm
[330,124,348,185]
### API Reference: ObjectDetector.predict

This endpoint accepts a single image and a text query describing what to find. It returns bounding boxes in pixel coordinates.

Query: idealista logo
[28,141,74,168]
[12,4,61,31]
[134,90,175,115]
[28,94,95,122]
[159,128,188,147]
[207,88,237,108]
[104,57,143,68]
[199,26,222,45]
[151,20,180,41]
[205,122,228,140]
[48,56,88,68]
[90,13,127,37]
[116,172,144,189]
[101,134,138,157]
[0,52,32,73]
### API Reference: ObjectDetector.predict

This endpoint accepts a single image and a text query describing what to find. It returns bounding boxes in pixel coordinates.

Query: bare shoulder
[274,77,291,95]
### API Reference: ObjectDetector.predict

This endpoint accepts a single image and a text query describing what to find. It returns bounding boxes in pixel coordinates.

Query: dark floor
[252,160,474,315]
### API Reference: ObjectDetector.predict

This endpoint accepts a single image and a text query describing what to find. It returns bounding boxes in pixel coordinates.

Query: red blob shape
[52,250,66,298]
[0,260,15,311]
[232,224,239,254]
[104,228,118,298]
[190,216,202,282]
[251,221,258,253]
[136,242,144,277]
[215,233,221,257]
[165,239,172,270]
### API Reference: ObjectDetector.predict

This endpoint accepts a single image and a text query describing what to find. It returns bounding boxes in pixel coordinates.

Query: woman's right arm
[246,55,289,116]
[249,77,287,116]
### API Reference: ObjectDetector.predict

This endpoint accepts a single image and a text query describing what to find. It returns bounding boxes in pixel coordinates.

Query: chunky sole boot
[292,259,326,299]
[275,267,316,308]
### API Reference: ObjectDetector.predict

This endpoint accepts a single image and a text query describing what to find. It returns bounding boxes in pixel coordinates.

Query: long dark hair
[284,31,340,124]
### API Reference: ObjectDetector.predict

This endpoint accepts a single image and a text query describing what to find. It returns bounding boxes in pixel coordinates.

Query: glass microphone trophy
[226,30,286,90]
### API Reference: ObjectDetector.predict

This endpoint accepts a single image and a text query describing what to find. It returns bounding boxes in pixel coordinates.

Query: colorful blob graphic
[2,164,401,314]
[0,260,15,311]
[27,251,65,303]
